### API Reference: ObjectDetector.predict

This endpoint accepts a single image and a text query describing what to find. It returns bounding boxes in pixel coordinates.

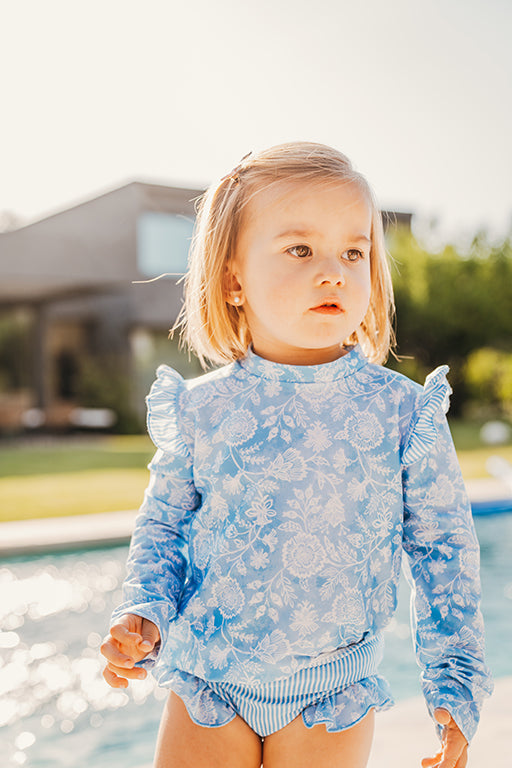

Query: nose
[315,255,346,286]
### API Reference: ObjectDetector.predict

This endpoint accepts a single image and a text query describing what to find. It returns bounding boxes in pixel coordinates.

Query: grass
[449,418,512,478]
[0,420,511,522]
[0,435,154,477]
[457,446,512,479]
[0,469,150,522]
[0,436,155,523]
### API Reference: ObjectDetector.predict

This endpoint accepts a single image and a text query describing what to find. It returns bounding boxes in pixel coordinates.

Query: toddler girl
[101,142,492,768]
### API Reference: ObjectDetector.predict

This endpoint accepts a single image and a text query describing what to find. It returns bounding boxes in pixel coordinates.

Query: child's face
[228,179,372,365]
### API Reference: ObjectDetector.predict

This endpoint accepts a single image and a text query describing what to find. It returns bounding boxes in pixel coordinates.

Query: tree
[386,228,512,414]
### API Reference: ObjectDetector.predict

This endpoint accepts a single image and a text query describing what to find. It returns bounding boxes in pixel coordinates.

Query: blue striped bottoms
[168,633,394,737]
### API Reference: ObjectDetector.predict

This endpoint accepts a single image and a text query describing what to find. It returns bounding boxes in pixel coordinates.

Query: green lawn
[0,435,154,477]
[0,468,150,521]
[0,422,511,523]
[0,436,155,522]
[448,418,512,478]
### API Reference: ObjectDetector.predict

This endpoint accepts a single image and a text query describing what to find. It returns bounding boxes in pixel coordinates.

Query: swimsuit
[112,345,492,743]
[169,633,391,736]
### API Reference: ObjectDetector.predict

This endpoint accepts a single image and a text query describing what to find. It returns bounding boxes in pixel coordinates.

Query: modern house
[0,182,412,433]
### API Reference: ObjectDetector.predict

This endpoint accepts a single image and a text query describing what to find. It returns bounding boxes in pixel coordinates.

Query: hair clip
[220,151,253,185]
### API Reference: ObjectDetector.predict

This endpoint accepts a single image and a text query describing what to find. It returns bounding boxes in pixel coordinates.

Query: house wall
[0,182,203,431]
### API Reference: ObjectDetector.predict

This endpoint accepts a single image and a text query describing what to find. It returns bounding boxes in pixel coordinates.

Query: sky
[1,0,511,248]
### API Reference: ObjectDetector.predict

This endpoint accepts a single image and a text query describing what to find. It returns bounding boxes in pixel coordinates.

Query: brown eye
[288,245,311,258]
[344,249,364,262]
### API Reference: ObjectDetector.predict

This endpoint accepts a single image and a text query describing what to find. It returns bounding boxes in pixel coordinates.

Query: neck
[250,343,348,366]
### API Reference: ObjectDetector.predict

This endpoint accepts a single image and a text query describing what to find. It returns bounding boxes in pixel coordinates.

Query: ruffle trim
[402,365,452,466]
[170,670,235,728]
[168,671,394,735]
[146,364,190,456]
[301,675,394,732]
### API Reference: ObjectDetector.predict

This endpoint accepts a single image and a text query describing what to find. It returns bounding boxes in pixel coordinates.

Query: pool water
[0,515,511,768]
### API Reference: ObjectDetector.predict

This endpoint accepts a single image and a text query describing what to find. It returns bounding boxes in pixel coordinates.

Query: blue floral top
[113,345,492,742]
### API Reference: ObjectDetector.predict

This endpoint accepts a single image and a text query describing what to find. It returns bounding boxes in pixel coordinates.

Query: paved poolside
[0,508,138,557]
[367,675,510,767]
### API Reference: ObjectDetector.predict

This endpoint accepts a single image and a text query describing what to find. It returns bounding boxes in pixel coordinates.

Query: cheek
[247,267,294,308]
[356,265,372,302]
[254,287,297,325]
[267,283,294,305]
[268,278,307,319]
[347,270,372,320]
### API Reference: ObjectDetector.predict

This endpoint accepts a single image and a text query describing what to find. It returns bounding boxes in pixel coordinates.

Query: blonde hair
[174,141,395,367]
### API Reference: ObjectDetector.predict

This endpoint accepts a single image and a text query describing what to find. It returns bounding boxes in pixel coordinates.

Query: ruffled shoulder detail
[402,365,452,465]
[146,365,190,456]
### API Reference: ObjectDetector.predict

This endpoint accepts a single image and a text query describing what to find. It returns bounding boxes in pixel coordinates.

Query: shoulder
[145,361,239,451]
[360,360,451,403]
[355,361,452,461]
[149,360,239,398]
[184,361,240,394]
[355,360,423,403]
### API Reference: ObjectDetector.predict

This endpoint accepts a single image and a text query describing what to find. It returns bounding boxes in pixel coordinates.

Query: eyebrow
[274,229,371,244]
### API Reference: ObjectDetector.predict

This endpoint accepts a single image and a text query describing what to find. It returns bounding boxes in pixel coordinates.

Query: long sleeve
[401,367,493,744]
[111,366,200,651]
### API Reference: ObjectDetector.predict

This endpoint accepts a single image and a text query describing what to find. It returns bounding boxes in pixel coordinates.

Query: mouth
[310,300,343,315]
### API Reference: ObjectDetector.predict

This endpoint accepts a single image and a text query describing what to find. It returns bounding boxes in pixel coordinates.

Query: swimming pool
[1,514,511,768]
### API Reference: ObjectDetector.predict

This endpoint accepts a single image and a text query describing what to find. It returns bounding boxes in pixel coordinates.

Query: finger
[438,717,468,768]
[106,662,147,680]
[100,640,135,667]
[140,620,160,651]
[437,743,468,768]
[103,666,129,689]
[434,708,452,727]
[437,757,461,768]
[110,623,142,644]
[138,634,154,652]
[422,751,443,768]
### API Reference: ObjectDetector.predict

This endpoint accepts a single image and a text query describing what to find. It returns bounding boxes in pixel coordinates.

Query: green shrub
[77,356,143,433]
[464,347,512,416]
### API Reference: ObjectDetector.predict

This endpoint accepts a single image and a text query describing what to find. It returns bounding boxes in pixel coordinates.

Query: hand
[421,708,468,768]
[101,613,161,689]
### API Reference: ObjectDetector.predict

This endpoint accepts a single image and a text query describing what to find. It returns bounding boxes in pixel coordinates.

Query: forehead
[240,178,372,239]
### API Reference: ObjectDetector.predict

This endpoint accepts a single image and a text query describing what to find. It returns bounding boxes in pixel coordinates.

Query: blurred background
[0,0,511,766]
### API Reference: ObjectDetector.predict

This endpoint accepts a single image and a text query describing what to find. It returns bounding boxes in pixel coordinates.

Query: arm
[401,373,493,747]
[110,365,201,658]
[110,446,200,653]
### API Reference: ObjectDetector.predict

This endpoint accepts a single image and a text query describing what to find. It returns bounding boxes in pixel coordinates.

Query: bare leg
[263,708,375,768]
[154,691,263,768]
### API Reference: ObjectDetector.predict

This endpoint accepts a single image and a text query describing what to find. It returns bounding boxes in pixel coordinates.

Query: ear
[224,262,244,307]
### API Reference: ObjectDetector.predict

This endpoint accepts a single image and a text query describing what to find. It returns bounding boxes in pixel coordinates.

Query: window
[136,212,195,277]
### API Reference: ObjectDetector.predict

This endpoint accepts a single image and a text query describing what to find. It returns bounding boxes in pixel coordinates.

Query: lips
[310,299,343,315]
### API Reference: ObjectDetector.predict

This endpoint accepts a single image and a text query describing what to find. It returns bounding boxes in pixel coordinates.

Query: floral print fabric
[112,345,492,743]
